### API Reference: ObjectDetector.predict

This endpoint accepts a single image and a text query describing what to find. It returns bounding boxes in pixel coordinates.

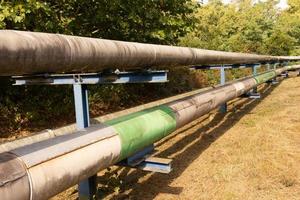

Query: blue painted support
[138,157,172,174]
[126,145,154,166]
[73,84,90,129]
[73,84,97,200]
[245,64,261,99]
[117,144,172,174]
[13,70,168,85]
[219,65,227,113]
[269,63,279,84]
[252,65,258,93]
[279,62,289,78]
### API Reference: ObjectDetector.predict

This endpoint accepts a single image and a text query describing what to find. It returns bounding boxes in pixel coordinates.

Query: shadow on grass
[97,82,280,200]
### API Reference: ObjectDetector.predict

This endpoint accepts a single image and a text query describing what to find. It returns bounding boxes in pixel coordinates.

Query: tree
[180,0,299,56]
[0,0,198,134]
[0,0,198,44]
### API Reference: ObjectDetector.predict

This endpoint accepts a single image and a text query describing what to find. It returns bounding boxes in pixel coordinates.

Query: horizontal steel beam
[192,63,262,70]
[0,30,299,76]
[12,70,168,85]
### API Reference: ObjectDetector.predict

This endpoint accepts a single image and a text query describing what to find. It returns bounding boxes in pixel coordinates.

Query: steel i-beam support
[73,84,97,200]
[117,145,172,174]
[246,64,261,99]
[252,65,258,93]
[270,63,279,84]
[219,65,227,113]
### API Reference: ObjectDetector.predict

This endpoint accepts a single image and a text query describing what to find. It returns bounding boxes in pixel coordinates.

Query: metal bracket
[12,70,168,85]
[267,79,279,85]
[117,145,172,174]
[245,91,261,99]
[281,72,289,78]
[219,65,227,113]
[138,157,172,174]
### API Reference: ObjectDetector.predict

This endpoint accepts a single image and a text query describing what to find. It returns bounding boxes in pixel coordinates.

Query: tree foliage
[0,0,197,44]
[1,0,300,135]
[0,0,198,134]
[180,0,300,56]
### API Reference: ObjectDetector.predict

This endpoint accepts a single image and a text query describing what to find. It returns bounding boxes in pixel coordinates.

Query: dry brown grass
[52,75,300,200]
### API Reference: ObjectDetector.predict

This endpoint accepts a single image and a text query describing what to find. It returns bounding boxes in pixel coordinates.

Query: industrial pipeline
[0,65,299,200]
[0,30,300,76]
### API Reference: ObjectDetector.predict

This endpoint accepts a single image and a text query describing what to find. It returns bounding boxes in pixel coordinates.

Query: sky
[201,0,289,9]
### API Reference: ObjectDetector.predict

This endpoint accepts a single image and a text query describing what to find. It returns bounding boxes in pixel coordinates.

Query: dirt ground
[53,74,300,200]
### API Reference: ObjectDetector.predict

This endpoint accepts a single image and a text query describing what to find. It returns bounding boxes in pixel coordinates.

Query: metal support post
[73,84,90,129]
[246,64,261,99]
[271,63,280,84]
[266,63,270,71]
[219,65,227,113]
[252,65,257,92]
[73,84,97,200]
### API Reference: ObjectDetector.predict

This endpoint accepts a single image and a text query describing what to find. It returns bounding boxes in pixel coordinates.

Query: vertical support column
[73,84,97,200]
[282,62,289,78]
[252,64,258,93]
[246,64,261,99]
[266,63,270,71]
[219,65,227,113]
[73,84,90,129]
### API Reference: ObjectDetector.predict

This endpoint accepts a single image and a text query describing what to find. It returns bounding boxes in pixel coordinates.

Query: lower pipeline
[0,65,299,200]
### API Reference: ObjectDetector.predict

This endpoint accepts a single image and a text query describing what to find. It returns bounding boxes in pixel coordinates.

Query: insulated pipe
[1,65,294,154]
[1,66,299,200]
[2,65,300,153]
[0,87,213,154]
[0,30,299,76]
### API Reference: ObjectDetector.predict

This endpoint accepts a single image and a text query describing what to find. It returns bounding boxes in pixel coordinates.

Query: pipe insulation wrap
[105,105,177,161]
[0,30,300,76]
[254,71,277,84]
[0,65,300,199]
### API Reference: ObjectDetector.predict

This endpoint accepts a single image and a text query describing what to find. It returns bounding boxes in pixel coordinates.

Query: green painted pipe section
[254,70,276,84]
[286,66,292,70]
[105,105,176,160]
[104,66,296,162]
